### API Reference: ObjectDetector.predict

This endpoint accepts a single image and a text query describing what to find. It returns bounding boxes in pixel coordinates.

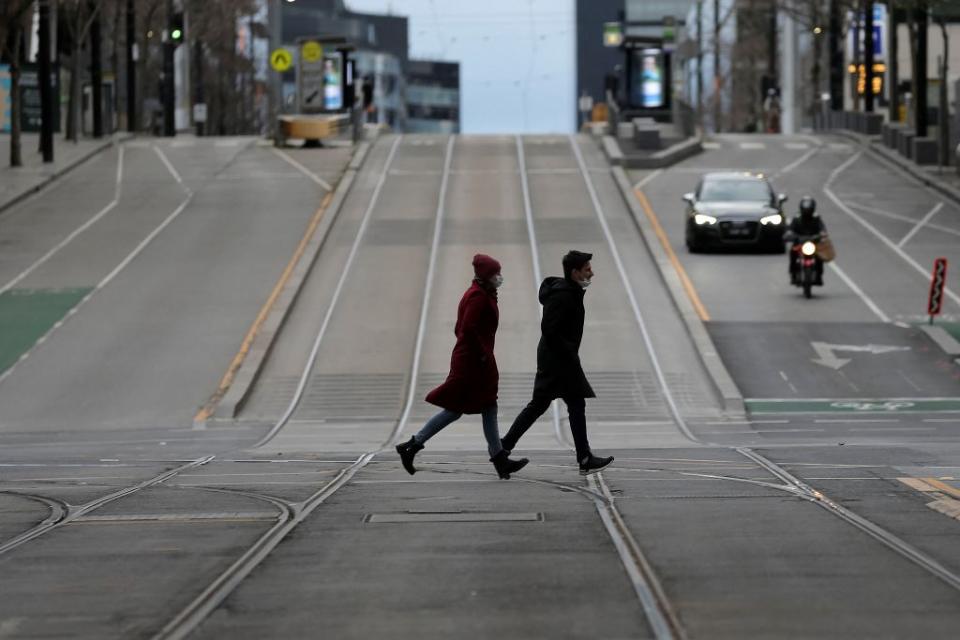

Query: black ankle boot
[491,449,529,480]
[579,454,614,476]
[396,436,424,475]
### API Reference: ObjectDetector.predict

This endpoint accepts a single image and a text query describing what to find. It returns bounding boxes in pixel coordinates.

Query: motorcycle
[790,234,824,299]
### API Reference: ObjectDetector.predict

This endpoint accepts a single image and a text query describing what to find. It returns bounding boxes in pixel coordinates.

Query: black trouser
[502,394,591,462]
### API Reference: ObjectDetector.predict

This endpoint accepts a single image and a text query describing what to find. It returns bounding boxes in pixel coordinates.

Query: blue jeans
[414,405,503,458]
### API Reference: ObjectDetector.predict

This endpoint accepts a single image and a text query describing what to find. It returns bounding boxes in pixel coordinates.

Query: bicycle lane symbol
[830,401,916,412]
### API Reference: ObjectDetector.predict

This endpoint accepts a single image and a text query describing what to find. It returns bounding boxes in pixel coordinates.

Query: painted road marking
[746,398,960,413]
[898,201,944,247]
[739,142,765,149]
[193,191,335,425]
[0,288,94,374]
[271,147,334,191]
[899,477,960,522]
[825,151,960,310]
[632,187,711,321]
[810,341,911,370]
[702,142,721,150]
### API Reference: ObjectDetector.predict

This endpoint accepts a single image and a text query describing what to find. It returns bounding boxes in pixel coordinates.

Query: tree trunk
[938,17,949,167]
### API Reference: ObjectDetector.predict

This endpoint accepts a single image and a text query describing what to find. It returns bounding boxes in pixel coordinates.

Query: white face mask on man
[491,274,504,289]
[578,277,592,289]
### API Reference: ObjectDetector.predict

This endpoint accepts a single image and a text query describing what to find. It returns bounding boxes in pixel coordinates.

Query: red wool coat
[425,282,499,414]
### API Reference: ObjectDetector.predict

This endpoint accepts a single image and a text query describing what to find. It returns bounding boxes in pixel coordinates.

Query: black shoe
[395,436,424,475]
[579,454,614,476]
[500,438,512,455]
[814,275,823,286]
[491,449,529,480]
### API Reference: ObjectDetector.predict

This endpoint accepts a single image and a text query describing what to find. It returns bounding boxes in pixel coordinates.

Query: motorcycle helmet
[799,196,816,220]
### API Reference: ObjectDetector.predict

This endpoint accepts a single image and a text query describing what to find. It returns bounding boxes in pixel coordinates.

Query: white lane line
[702,142,721,150]
[848,201,960,238]
[924,419,960,423]
[779,370,799,395]
[632,169,663,191]
[776,146,819,175]
[252,136,405,447]
[828,261,891,322]
[1,146,124,295]
[393,135,458,444]
[569,135,697,444]
[898,201,944,247]
[0,148,193,386]
[739,142,765,150]
[848,427,937,432]
[815,419,902,424]
[269,147,334,191]
[516,136,570,449]
[153,145,189,193]
[824,152,960,309]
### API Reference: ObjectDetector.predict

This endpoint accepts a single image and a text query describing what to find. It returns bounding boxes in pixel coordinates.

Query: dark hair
[562,250,593,280]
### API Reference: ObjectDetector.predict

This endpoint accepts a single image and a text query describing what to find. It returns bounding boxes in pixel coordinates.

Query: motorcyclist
[784,196,827,285]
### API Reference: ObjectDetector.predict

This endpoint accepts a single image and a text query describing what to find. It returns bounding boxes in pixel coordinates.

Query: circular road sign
[270,48,293,72]
[301,41,323,63]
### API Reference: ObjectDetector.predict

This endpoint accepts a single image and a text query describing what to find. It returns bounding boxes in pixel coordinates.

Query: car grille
[719,220,759,241]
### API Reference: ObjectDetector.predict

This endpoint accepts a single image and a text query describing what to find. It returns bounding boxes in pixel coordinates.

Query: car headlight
[759,214,783,226]
[801,241,817,256]
[694,213,718,225]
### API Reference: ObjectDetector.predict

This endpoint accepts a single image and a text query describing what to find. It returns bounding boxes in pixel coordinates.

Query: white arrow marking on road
[810,341,912,370]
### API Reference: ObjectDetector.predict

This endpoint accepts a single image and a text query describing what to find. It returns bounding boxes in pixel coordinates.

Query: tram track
[5,134,960,638]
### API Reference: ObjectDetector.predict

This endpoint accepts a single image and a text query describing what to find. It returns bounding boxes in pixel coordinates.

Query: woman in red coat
[396,254,529,479]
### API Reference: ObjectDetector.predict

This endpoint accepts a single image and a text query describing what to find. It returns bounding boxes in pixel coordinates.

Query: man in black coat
[501,250,614,475]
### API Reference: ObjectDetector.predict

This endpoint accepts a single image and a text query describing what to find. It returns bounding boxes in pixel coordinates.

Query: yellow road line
[922,477,960,500]
[194,191,334,424]
[633,188,711,322]
[898,477,938,493]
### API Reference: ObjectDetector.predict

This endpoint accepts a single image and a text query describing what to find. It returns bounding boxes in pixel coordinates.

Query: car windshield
[699,179,771,203]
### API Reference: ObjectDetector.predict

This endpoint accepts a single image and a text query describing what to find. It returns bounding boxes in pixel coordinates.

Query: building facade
[405,60,459,134]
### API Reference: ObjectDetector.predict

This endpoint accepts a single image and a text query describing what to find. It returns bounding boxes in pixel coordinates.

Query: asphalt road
[2,133,960,638]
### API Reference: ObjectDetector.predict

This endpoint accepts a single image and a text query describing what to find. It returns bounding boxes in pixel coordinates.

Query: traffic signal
[170,12,184,45]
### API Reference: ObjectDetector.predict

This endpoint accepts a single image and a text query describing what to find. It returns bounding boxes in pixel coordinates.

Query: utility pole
[90,0,104,137]
[828,0,843,111]
[863,0,874,112]
[126,0,137,132]
[38,0,54,162]
[713,0,721,133]
[163,0,176,136]
[916,3,928,138]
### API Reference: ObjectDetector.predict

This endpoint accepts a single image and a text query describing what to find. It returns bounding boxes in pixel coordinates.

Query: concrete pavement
[2,133,960,638]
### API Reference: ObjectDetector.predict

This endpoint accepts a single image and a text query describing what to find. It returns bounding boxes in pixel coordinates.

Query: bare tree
[1,0,38,167]
[61,0,107,141]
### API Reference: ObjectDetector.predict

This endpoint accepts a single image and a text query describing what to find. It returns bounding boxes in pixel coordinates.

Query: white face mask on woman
[491,274,504,289]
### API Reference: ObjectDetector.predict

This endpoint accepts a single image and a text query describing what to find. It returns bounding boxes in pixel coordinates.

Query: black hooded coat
[532,276,595,400]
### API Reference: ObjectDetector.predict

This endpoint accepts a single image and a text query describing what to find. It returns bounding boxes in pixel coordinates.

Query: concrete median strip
[610,165,745,414]
[195,141,372,424]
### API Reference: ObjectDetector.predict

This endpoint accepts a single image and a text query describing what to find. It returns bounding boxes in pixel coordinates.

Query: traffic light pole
[163,0,176,136]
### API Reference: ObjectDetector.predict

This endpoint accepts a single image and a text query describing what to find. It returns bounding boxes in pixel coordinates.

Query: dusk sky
[345,0,576,133]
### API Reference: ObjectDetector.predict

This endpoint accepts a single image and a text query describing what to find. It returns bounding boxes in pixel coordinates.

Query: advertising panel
[631,48,665,108]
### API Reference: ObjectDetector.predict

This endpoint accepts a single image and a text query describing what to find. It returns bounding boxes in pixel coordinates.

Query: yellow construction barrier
[277,114,350,146]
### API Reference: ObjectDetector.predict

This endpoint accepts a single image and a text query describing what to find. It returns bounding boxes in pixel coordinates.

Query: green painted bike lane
[0,288,92,373]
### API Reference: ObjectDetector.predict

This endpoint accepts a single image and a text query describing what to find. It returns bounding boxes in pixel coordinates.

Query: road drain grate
[364,511,543,523]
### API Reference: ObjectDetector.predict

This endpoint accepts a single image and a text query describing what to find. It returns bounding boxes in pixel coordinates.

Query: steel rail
[154,135,456,640]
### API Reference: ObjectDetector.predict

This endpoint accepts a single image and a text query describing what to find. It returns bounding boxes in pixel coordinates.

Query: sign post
[928,257,948,324]
[603,22,623,48]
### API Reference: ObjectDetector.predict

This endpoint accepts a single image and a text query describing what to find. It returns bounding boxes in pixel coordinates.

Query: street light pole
[163,0,176,136]
[713,0,721,133]
[864,0,874,112]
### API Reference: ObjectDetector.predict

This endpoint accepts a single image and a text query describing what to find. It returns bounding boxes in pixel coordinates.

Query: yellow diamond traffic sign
[270,48,293,72]
[301,41,323,63]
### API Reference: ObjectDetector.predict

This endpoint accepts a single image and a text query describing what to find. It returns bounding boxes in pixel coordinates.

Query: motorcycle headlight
[760,214,783,226]
[694,213,718,225]
[801,241,817,256]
